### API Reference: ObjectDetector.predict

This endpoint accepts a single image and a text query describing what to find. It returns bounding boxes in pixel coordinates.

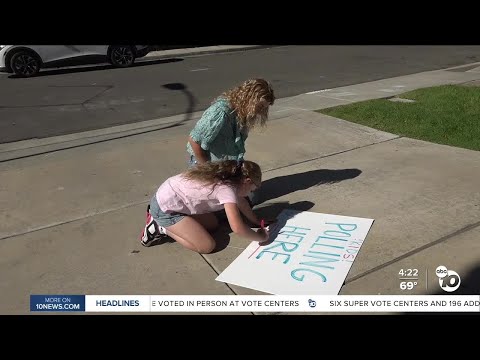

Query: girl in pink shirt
[140,160,270,253]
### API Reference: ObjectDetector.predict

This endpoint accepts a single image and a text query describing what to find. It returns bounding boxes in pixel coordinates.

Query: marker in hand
[259,219,270,243]
[260,219,272,232]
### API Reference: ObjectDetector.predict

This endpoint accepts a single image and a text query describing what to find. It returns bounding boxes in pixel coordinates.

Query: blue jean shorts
[149,196,185,228]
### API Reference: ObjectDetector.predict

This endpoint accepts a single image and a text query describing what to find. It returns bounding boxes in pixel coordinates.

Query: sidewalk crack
[345,219,480,285]
[200,254,255,315]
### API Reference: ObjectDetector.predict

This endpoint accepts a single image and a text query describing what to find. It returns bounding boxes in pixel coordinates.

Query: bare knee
[195,239,216,254]
[166,217,217,254]
[168,230,216,253]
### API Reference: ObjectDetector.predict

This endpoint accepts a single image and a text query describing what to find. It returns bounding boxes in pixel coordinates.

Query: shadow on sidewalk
[253,168,362,205]
[254,200,315,219]
[458,265,480,295]
[162,82,196,126]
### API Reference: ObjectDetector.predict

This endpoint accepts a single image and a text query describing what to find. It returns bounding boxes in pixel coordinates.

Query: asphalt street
[1,45,480,143]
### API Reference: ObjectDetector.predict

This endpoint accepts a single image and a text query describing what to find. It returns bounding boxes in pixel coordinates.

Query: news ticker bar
[30,295,480,312]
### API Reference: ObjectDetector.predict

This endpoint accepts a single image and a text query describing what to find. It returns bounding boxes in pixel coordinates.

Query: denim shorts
[149,196,185,228]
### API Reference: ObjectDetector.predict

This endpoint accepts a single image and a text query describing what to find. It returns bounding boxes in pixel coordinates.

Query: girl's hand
[256,228,270,243]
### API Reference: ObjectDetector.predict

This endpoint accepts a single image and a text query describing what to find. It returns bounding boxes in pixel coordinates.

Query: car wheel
[10,50,41,77]
[108,45,135,67]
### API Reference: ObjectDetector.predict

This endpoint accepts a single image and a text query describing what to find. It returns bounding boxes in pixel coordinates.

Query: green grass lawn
[317,84,480,151]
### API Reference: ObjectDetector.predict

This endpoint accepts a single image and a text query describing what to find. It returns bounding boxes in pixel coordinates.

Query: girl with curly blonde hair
[140,160,270,253]
[187,78,275,165]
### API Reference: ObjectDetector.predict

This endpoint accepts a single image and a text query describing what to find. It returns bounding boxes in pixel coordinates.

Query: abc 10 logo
[436,265,461,292]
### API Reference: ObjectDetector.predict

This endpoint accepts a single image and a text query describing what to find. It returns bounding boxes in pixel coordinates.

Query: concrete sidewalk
[1,64,480,314]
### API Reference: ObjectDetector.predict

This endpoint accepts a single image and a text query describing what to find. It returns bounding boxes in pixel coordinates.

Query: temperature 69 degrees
[398,268,419,291]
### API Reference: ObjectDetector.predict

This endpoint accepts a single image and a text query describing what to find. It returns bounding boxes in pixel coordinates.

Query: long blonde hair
[183,160,262,188]
[219,78,275,131]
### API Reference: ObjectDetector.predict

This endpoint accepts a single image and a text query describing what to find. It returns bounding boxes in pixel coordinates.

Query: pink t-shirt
[156,174,238,215]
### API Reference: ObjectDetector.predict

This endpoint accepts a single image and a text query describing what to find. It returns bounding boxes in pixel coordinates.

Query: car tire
[10,50,41,77]
[108,45,135,67]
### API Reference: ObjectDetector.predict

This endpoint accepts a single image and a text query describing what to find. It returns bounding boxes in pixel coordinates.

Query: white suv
[0,45,151,77]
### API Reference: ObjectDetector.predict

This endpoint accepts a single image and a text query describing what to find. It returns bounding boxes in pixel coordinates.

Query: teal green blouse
[187,98,248,162]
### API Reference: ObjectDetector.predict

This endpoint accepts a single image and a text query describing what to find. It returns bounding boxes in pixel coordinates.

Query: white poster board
[216,209,374,295]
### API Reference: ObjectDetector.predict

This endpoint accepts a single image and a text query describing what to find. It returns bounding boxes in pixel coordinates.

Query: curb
[0,111,205,163]
[3,64,480,162]
[443,61,480,72]
[143,45,277,60]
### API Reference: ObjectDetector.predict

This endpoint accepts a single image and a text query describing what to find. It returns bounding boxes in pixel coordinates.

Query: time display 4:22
[399,269,418,277]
